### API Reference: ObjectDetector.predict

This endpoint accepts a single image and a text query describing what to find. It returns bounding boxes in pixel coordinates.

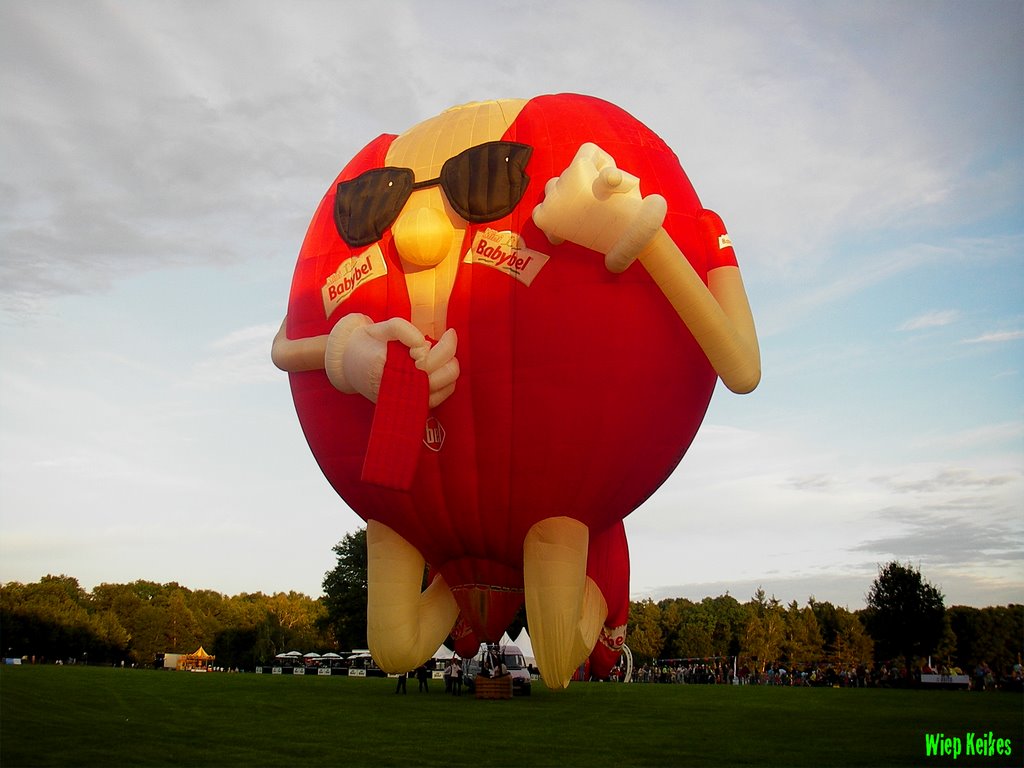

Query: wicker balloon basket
[474,674,513,699]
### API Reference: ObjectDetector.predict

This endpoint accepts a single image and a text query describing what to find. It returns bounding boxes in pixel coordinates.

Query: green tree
[831,607,873,669]
[212,626,259,670]
[681,602,715,658]
[0,576,129,664]
[706,594,748,658]
[659,599,712,659]
[269,591,328,648]
[863,561,945,671]
[947,604,1024,676]
[627,599,664,664]
[321,528,369,650]
[781,600,823,668]
[165,588,201,652]
[87,611,131,660]
[774,599,873,670]
[742,588,785,672]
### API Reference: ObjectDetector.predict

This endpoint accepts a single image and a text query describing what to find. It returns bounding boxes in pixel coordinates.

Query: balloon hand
[412,327,459,409]
[531,142,667,273]
[325,316,459,409]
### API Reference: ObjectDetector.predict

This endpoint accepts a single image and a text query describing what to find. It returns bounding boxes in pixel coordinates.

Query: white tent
[432,644,455,660]
[513,628,536,665]
[475,630,536,665]
[461,631,536,665]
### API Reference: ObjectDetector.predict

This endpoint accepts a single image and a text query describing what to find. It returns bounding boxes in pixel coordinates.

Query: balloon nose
[393,206,456,267]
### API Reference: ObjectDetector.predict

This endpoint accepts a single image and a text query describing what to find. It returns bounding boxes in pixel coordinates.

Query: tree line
[626,590,875,672]
[628,563,1021,683]
[2,543,1021,682]
[0,576,331,670]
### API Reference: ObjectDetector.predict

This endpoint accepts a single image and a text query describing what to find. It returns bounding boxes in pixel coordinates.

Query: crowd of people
[627,660,731,685]
[617,658,1024,690]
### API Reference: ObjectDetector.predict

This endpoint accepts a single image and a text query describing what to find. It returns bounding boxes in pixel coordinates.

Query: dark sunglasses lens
[440,142,532,223]
[334,168,414,247]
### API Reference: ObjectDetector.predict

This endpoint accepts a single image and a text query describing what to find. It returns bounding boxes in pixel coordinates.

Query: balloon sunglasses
[333,141,533,248]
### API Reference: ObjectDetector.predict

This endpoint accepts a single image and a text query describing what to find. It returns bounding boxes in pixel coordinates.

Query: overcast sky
[2,1,1021,610]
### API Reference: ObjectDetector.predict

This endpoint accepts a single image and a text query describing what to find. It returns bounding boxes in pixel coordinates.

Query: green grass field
[1,666,1021,767]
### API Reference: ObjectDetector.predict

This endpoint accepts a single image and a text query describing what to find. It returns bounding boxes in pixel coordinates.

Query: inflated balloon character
[272,94,759,689]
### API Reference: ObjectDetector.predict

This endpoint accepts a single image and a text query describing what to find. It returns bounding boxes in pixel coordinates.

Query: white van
[464,643,532,696]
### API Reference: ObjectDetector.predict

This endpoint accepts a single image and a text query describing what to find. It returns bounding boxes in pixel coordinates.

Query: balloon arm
[637,231,761,394]
[270,313,375,396]
[269,313,381,395]
[531,142,759,393]
[271,314,460,407]
[271,317,328,372]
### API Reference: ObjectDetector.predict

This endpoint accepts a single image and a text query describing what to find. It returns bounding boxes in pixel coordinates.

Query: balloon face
[277,94,757,687]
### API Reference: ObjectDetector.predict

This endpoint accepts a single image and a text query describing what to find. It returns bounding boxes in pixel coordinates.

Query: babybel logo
[599,624,626,651]
[423,416,445,452]
[322,245,388,318]
[465,229,549,286]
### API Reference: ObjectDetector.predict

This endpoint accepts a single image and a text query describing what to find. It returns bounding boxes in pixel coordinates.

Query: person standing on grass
[452,658,462,696]
[395,671,407,694]
[416,665,429,692]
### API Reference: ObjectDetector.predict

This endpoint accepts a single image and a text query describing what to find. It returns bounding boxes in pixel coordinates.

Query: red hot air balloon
[272,94,759,689]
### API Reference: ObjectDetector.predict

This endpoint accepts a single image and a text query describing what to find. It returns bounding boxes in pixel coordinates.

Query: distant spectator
[416,665,429,692]
[452,658,462,696]
[974,662,988,691]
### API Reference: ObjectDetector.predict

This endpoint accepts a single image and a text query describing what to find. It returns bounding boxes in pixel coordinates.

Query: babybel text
[322,246,388,318]
[464,229,549,286]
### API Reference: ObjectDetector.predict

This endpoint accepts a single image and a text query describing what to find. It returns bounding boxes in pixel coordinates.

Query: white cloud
[962,330,1024,344]
[900,310,961,331]
[919,422,1024,451]
[853,509,1024,568]
[873,466,1020,495]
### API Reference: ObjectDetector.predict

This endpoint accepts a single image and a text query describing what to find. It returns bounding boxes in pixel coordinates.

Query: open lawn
[1,665,1021,767]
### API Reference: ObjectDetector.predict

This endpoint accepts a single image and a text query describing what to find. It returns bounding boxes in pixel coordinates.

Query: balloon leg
[366,519,459,673]
[524,517,608,689]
